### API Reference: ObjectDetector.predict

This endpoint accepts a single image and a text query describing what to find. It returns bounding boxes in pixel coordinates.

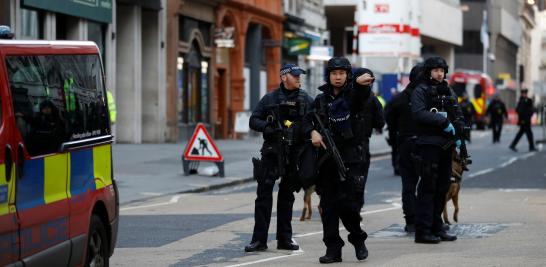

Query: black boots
[354,243,368,260]
[435,231,457,241]
[404,224,416,233]
[244,241,267,252]
[277,240,300,250]
[319,252,342,264]
[415,233,441,244]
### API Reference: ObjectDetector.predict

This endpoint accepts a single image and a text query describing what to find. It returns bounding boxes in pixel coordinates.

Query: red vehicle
[0,40,118,266]
[449,70,496,129]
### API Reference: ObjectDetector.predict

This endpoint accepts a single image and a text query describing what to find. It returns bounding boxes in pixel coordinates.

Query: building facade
[1,0,167,143]
[282,0,328,97]
[324,0,462,100]
[215,0,283,140]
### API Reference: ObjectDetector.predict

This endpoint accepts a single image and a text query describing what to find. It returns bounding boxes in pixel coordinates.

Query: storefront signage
[22,0,112,23]
[284,38,310,56]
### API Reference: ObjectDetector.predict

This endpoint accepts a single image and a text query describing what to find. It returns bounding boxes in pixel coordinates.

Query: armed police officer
[245,64,313,252]
[384,63,424,233]
[411,57,464,244]
[303,57,374,263]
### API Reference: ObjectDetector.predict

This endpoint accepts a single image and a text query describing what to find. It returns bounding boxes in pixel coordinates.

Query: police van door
[5,54,71,265]
[0,67,19,266]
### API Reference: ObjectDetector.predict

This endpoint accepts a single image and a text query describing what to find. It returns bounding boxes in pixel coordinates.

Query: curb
[120,150,392,206]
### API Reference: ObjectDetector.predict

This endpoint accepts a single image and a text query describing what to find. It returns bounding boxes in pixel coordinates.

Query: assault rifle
[313,112,347,182]
[264,104,293,177]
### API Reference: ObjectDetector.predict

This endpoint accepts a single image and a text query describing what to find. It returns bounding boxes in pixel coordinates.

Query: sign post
[182,123,224,177]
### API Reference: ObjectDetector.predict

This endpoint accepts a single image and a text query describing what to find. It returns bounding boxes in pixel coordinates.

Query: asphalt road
[111,126,546,266]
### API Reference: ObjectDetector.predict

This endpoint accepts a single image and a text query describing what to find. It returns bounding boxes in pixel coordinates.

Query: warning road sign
[183,123,223,162]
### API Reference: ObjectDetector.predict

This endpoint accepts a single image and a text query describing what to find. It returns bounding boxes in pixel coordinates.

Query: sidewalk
[113,132,392,205]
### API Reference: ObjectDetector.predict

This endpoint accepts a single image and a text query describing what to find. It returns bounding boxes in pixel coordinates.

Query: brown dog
[300,186,323,221]
[443,150,464,225]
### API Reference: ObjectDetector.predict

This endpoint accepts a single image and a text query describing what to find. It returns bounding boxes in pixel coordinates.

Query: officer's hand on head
[311,130,326,149]
[455,139,462,149]
[443,123,456,136]
[356,73,374,86]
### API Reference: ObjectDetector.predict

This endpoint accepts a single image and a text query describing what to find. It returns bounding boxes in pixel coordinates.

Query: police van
[0,40,118,266]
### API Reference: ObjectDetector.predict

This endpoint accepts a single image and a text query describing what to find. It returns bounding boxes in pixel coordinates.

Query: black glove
[264,124,282,136]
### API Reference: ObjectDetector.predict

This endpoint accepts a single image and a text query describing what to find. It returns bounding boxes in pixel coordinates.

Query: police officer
[486,94,508,143]
[354,68,385,192]
[303,57,374,263]
[384,63,424,232]
[411,57,463,244]
[459,93,474,142]
[245,64,313,252]
[509,88,537,152]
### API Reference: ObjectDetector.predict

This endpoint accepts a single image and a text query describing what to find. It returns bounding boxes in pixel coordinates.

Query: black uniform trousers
[398,136,419,226]
[490,120,503,143]
[510,124,536,150]
[251,176,295,243]
[415,144,451,235]
[318,160,367,254]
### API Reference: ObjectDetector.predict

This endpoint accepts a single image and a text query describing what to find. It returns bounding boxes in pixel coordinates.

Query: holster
[252,157,265,183]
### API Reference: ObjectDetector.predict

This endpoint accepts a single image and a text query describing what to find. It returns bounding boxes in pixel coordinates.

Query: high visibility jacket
[107,90,117,124]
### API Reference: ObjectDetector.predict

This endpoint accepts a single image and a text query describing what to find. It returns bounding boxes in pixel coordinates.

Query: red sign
[374,4,389,13]
[183,123,223,162]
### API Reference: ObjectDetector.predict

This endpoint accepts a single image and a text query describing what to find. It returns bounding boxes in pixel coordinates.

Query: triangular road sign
[183,123,223,162]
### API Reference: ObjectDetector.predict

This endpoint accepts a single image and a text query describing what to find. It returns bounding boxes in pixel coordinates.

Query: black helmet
[424,56,448,74]
[327,57,352,73]
[409,63,425,83]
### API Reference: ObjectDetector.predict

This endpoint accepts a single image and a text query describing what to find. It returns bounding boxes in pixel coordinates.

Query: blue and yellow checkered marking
[15,144,113,211]
[70,149,96,197]
[16,159,45,211]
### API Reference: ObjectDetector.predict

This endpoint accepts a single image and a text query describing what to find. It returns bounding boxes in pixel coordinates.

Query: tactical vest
[271,89,310,145]
[317,90,367,144]
[425,85,457,121]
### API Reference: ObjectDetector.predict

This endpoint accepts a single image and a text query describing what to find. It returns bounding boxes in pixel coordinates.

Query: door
[215,68,228,138]
[0,63,19,265]
[5,54,70,265]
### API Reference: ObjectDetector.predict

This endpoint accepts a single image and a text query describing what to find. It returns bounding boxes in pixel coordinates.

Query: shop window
[180,42,209,124]
[5,55,109,156]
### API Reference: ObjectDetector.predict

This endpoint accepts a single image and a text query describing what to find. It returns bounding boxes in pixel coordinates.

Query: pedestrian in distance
[485,93,508,143]
[411,56,463,244]
[459,93,475,143]
[302,57,374,263]
[509,89,537,152]
[245,64,313,253]
[384,63,425,233]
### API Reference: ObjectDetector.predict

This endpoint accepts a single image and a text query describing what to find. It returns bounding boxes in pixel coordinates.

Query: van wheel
[86,214,109,267]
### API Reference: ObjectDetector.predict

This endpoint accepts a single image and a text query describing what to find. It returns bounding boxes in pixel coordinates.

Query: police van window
[5,55,109,157]
[55,55,109,141]
[5,56,67,156]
